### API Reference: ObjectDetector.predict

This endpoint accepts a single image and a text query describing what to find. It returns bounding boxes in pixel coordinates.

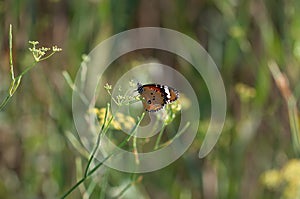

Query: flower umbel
[93,107,136,131]
[29,41,62,62]
[0,25,62,111]
[104,82,138,106]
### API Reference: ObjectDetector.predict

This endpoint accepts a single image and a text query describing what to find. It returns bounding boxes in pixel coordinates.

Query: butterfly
[137,83,179,112]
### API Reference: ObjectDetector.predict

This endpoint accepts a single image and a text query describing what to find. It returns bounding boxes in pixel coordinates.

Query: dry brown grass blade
[269,60,300,157]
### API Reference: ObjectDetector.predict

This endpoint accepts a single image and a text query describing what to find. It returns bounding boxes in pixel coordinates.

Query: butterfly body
[137,83,179,112]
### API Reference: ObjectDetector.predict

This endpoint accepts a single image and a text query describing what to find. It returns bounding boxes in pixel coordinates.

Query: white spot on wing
[164,86,171,99]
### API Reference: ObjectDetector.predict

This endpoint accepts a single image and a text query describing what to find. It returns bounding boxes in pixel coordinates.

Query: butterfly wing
[139,85,165,112]
[166,87,179,103]
[137,83,179,112]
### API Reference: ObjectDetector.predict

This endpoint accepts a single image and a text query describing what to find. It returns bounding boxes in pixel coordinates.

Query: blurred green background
[1,0,300,198]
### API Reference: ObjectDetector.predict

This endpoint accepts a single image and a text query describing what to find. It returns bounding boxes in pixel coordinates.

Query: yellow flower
[235,83,256,102]
[261,169,282,189]
[282,159,300,183]
[126,116,135,124]
[282,159,300,199]
[261,159,300,199]
[123,122,134,130]
[122,116,136,131]
[283,182,300,199]
[169,100,182,112]
[115,112,125,123]
[93,107,136,131]
[112,121,122,130]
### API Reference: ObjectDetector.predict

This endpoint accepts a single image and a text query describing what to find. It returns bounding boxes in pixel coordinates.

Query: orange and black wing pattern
[137,83,179,112]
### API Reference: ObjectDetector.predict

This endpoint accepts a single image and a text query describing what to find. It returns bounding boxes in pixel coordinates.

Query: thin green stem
[60,178,86,199]
[288,96,300,157]
[0,95,11,111]
[106,89,120,106]
[133,134,138,154]
[86,180,97,197]
[60,112,145,199]
[62,71,89,105]
[60,145,115,199]
[154,123,166,150]
[87,151,114,176]
[269,61,300,157]
[127,112,145,142]
[133,132,139,164]
[130,113,146,165]
[0,60,43,111]
[9,24,14,80]
[103,113,115,134]
[0,25,15,111]
[38,51,56,62]
[127,97,141,105]
[158,122,190,149]
[84,103,110,177]
[113,174,139,199]
[1,25,61,111]
[113,182,132,199]
[18,62,37,77]
[100,169,109,199]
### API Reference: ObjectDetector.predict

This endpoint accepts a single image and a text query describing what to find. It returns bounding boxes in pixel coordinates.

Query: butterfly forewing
[140,85,165,112]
